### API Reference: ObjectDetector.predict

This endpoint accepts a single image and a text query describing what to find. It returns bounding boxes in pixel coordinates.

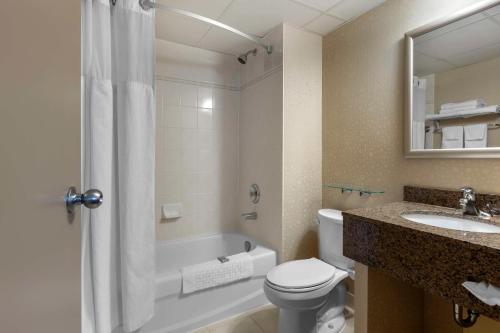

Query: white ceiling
[414,4,500,76]
[155,0,386,55]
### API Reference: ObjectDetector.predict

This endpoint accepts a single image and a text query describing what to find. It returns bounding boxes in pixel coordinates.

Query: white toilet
[264,209,354,333]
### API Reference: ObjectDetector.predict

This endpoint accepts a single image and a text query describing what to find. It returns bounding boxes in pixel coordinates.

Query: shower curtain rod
[139,0,273,55]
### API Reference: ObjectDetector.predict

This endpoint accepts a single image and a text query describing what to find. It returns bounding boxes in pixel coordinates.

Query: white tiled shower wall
[155,70,240,240]
[155,29,283,242]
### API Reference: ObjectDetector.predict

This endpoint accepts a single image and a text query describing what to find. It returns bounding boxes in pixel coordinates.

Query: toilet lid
[266,258,336,289]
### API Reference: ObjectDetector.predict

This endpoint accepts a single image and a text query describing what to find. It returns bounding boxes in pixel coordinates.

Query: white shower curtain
[82,0,155,332]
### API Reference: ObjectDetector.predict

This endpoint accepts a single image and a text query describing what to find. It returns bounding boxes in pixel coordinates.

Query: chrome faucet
[241,212,257,220]
[459,187,491,219]
[484,203,500,216]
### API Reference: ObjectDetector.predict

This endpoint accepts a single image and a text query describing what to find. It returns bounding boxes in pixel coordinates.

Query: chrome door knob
[65,186,103,214]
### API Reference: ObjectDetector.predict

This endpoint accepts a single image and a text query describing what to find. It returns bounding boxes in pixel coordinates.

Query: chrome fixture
[244,241,252,252]
[484,203,500,216]
[241,212,258,220]
[459,187,491,218]
[453,302,479,328]
[249,183,260,204]
[65,186,103,214]
[237,48,257,65]
[217,256,229,263]
[139,0,273,55]
[460,187,478,216]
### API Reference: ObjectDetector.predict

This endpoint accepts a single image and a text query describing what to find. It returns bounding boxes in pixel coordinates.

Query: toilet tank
[317,209,355,271]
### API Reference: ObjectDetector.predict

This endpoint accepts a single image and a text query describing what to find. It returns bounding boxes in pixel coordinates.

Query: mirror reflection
[412,4,500,150]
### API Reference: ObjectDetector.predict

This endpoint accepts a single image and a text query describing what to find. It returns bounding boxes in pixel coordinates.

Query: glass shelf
[323,183,385,197]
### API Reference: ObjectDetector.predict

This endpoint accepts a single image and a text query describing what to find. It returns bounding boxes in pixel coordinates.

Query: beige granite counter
[344,201,500,251]
[343,201,500,321]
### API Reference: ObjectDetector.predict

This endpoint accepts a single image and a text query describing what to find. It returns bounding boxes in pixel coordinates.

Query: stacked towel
[412,121,426,150]
[181,252,254,294]
[441,126,463,149]
[464,124,488,148]
[426,105,500,120]
[439,99,486,115]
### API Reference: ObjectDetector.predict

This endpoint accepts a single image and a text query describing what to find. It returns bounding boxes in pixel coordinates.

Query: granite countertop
[343,201,500,251]
[342,189,500,320]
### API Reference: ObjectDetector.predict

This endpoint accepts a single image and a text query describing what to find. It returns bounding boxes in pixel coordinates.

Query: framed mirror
[405,0,500,158]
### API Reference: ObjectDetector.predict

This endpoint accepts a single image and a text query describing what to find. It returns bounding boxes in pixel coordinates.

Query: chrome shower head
[237,48,257,64]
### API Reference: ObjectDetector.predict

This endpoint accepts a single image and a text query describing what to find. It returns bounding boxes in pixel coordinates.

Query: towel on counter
[181,252,254,294]
[441,126,463,149]
[439,98,486,114]
[464,124,488,148]
[462,281,500,306]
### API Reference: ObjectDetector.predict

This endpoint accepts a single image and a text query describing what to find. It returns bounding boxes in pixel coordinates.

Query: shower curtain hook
[110,0,117,6]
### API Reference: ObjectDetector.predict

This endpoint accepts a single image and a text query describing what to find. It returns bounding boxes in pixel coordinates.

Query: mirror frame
[405,0,500,158]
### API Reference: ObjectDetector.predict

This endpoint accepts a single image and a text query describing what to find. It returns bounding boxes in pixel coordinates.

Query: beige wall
[239,26,284,258]
[432,56,500,148]
[239,70,284,258]
[323,0,500,332]
[323,0,500,215]
[239,24,323,262]
[282,24,323,261]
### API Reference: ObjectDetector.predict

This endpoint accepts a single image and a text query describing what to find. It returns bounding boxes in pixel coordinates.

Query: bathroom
[1,0,500,333]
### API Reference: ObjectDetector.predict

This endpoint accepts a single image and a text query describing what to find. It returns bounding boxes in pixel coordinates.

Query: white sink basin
[401,213,500,233]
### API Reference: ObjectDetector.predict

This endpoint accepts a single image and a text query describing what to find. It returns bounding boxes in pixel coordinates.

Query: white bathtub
[140,233,276,333]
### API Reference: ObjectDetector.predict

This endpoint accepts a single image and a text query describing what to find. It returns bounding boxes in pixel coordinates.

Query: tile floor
[190,305,354,333]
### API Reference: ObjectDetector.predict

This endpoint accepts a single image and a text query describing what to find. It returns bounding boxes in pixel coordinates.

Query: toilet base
[278,308,317,333]
[317,315,346,333]
[276,283,347,333]
[277,309,346,333]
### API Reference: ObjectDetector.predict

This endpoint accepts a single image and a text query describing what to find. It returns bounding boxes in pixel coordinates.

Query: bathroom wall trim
[240,65,283,91]
[156,63,283,92]
[155,75,239,91]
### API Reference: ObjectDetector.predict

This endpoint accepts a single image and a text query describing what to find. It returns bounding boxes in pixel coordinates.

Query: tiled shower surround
[155,79,239,240]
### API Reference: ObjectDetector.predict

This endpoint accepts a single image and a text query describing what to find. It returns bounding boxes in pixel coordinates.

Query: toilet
[264,209,354,333]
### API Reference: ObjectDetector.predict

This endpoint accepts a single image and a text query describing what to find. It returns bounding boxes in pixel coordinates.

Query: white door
[0,1,82,332]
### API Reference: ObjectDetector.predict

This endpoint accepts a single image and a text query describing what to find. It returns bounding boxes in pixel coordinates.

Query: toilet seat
[265,277,334,293]
[265,274,332,294]
[263,264,349,311]
[265,258,337,293]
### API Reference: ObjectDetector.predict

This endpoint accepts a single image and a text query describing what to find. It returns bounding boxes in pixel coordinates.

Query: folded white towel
[440,106,479,115]
[427,105,500,120]
[441,99,486,110]
[425,124,434,149]
[462,281,500,306]
[464,124,488,148]
[457,105,499,116]
[181,252,253,294]
[441,126,463,149]
[412,121,426,150]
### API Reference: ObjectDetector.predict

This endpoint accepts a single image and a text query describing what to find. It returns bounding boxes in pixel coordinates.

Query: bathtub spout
[241,212,257,220]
